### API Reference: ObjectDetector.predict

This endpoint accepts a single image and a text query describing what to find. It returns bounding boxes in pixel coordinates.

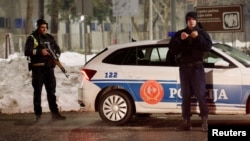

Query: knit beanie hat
[185,11,197,23]
[36,19,48,29]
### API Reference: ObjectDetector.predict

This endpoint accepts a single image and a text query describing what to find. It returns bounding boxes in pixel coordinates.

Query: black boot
[176,119,192,131]
[52,113,66,120]
[201,117,208,132]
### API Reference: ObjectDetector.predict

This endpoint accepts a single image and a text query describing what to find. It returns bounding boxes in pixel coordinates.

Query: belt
[179,61,203,68]
[32,63,45,66]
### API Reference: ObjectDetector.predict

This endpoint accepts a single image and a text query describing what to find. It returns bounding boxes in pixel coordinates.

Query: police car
[78,39,250,125]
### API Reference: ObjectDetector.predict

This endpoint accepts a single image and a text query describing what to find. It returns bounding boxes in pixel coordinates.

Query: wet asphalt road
[0,111,250,141]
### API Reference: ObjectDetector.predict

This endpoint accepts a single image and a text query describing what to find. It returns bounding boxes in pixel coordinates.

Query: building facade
[1,0,250,58]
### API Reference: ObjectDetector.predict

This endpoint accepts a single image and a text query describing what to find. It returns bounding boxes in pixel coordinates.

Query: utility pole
[149,0,153,40]
[76,0,93,63]
[171,0,176,32]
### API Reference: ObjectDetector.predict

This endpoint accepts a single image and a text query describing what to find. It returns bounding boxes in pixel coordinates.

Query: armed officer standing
[24,19,66,121]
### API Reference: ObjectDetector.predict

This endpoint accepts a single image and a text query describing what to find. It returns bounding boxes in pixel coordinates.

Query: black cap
[185,11,197,23]
[36,19,48,29]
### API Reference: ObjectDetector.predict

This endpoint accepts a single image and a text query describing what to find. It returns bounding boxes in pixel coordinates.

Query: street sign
[195,5,243,32]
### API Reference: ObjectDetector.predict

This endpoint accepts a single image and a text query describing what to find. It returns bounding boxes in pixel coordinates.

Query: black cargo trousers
[31,66,59,116]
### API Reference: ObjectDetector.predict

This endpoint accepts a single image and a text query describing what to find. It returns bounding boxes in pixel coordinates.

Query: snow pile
[0,52,95,114]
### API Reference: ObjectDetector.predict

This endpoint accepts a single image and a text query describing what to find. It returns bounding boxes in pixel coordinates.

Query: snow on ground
[0,52,96,114]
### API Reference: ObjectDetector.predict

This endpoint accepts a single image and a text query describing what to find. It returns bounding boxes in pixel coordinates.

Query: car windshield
[213,43,250,67]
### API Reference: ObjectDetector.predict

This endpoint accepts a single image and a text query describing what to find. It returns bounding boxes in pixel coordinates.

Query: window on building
[0,17,7,28]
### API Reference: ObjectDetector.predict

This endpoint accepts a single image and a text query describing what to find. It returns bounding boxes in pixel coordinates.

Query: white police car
[78,39,250,125]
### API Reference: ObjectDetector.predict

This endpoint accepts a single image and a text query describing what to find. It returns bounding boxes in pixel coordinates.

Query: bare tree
[25,0,33,34]
[50,0,59,35]
[163,0,170,37]
[131,0,170,40]
[39,0,44,19]
[130,0,149,40]
[143,0,149,39]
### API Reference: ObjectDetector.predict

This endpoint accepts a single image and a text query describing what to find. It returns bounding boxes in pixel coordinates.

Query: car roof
[106,38,220,49]
[106,39,170,50]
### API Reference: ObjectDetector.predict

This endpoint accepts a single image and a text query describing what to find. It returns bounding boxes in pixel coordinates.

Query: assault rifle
[44,42,70,78]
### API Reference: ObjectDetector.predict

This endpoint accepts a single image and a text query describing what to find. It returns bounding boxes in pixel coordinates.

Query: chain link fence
[0,32,112,58]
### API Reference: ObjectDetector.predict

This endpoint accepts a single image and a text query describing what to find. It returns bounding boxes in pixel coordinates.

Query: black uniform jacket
[24,30,61,67]
[168,25,212,64]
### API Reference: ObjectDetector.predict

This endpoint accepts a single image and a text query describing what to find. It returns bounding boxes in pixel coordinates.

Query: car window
[134,47,171,66]
[85,48,108,66]
[103,43,241,69]
[133,45,177,66]
[103,44,177,66]
[150,47,167,62]
[203,50,235,68]
[213,43,250,67]
[102,48,128,65]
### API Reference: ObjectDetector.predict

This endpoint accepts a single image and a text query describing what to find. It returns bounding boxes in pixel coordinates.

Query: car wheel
[98,90,133,126]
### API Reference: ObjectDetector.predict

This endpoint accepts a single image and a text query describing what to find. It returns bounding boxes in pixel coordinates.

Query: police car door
[120,45,179,112]
[203,50,243,114]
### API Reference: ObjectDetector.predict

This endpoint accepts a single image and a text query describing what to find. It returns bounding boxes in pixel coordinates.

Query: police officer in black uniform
[24,19,66,121]
[169,11,212,131]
